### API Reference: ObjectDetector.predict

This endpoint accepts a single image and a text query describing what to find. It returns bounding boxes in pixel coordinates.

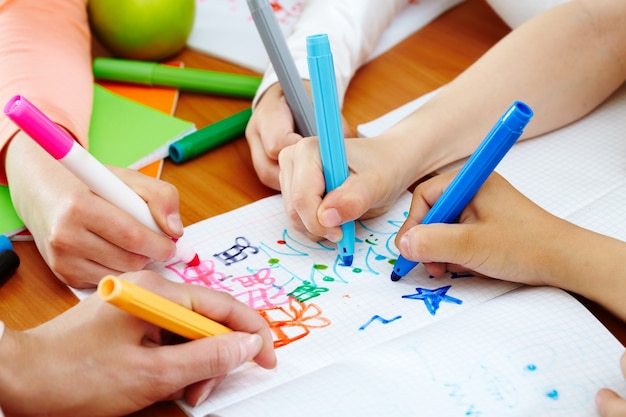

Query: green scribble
[289,283,329,302]
[352,268,362,273]
[313,264,328,270]
[322,276,335,282]
[268,258,280,265]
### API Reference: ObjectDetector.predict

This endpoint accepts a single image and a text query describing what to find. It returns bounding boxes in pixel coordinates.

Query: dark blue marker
[391,101,533,281]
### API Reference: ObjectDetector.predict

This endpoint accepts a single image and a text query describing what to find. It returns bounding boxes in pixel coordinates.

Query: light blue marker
[391,101,534,281]
[306,34,355,266]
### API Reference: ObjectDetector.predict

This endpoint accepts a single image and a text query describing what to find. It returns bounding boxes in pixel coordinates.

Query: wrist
[0,324,30,414]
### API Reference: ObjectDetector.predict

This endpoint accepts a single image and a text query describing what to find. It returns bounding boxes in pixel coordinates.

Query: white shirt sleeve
[485,0,569,28]
[253,0,410,108]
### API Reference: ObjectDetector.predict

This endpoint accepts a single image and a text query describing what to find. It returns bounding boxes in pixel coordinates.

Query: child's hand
[278,134,410,244]
[246,82,305,190]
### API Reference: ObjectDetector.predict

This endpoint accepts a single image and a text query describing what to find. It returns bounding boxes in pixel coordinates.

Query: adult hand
[0,270,277,416]
[5,132,183,288]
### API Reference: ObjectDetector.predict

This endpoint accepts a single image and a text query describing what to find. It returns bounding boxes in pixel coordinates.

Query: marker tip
[187,253,201,267]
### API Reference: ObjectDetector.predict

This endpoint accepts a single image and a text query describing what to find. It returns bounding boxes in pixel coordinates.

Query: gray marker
[247,0,317,137]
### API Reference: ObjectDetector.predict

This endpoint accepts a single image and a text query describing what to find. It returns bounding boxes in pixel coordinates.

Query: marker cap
[4,95,74,159]
[0,235,12,252]
[306,34,331,57]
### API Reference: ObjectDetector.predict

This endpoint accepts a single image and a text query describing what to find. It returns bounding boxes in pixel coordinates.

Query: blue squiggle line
[330,254,351,283]
[283,229,334,252]
[386,231,399,257]
[358,314,402,330]
[364,246,385,275]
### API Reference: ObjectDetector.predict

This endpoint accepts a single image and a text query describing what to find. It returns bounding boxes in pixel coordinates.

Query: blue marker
[391,101,533,281]
[306,34,355,266]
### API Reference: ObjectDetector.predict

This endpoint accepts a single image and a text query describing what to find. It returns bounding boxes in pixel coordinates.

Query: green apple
[88,0,195,61]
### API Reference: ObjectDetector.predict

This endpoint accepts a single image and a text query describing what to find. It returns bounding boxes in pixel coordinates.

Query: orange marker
[98,276,231,339]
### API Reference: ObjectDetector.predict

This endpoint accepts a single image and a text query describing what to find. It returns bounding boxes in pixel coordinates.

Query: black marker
[0,235,19,287]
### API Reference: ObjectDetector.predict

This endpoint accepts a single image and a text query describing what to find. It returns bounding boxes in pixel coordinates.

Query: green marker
[169,107,252,163]
[93,57,262,99]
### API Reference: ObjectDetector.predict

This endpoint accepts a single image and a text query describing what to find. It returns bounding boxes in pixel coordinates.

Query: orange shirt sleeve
[0,0,92,184]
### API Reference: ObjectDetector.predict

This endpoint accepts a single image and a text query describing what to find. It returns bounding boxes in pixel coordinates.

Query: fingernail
[320,208,342,228]
[193,386,213,407]
[167,213,184,236]
[399,235,410,254]
[325,230,342,243]
[240,334,263,361]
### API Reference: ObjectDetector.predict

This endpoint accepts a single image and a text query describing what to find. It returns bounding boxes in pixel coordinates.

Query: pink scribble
[230,268,290,309]
[165,258,233,292]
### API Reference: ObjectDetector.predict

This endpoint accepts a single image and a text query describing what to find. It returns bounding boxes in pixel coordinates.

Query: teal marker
[169,108,252,164]
[306,34,355,266]
[93,57,262,99]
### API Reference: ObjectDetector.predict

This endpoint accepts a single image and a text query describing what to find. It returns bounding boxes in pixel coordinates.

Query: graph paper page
[212,286,626,417]
[146,191,520,415]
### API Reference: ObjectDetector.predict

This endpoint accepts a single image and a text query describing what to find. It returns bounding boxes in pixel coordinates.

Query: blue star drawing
[402,285,463,315]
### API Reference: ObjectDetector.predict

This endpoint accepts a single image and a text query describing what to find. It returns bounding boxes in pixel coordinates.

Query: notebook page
[211,286,626,417]
[145,192,520,415]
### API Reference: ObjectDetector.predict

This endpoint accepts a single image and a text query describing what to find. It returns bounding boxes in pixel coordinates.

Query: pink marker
[4,95,200,267]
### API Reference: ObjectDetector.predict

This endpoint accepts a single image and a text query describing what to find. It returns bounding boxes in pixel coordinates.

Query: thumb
[166,332,264,406]
[319,174,390,228]
[397,222,473,267]
[596,388,626,417]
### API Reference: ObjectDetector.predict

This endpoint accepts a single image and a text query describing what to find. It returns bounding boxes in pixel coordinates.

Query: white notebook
[137,188,626,416]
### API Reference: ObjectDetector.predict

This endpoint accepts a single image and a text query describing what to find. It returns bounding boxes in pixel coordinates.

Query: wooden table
[1,1,623,415]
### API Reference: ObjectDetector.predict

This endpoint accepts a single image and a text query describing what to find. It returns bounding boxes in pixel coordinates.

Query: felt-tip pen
[247,0,317,137]
[4,95,200,267]
[93,57,261,99]
[98,275,232,339]
[391,101,534,281]
[169,107,252,164]
[306,34,355,266]
[0,235,20,287]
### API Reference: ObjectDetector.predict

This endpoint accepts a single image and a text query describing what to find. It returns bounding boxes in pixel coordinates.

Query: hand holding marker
[4,95,200,267]
[391,101,533,281]
[98,275,231,339]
